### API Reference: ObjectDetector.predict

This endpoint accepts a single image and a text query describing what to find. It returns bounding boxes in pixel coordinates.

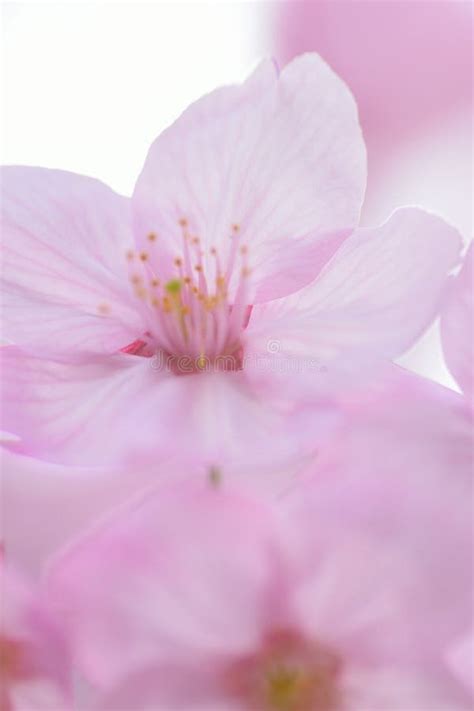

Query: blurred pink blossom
[0,558,71,710]
[47,400,472,709]
[275,1,472,147]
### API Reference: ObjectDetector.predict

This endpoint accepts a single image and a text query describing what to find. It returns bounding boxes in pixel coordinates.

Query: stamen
[123,221,251,371]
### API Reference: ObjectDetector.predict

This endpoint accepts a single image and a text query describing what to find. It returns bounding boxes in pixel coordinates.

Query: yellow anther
[135,287,147,300]
[208,466,222,488]
[165,279,182,295]
[205,296,218,310]
[139,251,148,262]
[151,297,160,307]
[147,232,157,242]
[183,276,192,285]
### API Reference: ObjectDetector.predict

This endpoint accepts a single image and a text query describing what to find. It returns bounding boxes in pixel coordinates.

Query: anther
[208,466,222,488]
[165,279,182,295]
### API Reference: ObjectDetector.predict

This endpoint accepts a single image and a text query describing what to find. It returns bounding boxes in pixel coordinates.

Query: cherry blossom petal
[0,347,332,486]
[94,666,238,711]
[1,166,143,360]
[247,208,462,369]
[441,243,473,399]
[132,53,366,302]
[0,346,165,467]
[47,484,287,691]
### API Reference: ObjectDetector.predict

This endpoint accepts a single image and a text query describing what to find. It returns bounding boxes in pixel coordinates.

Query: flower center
[0,635,34,709]
[226,628,341,711]
[0,636,27,681]
[123,220,251,372]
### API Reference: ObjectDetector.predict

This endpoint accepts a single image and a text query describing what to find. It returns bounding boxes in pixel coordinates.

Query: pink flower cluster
[1,55,472,710]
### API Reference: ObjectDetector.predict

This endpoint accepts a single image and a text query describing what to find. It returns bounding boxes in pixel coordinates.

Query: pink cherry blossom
[0,53,462,477]
[441,244,473,401]
[47,406,472,711]
[0,558,71,710]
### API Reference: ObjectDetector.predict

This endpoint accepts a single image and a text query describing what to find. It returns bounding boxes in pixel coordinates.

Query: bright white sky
[1,1,269,194]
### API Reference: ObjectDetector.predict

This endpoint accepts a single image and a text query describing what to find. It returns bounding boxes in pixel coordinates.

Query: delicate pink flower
[47,423,472,711]
[0,558,71,710]
[0,54,462,475]
[441,244,473,401]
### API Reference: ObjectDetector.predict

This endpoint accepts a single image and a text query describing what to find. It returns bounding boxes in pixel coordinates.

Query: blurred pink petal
[441,244,473,400]
[0,448,174,578]
[274,2,472,161]
[447,635,474,695]
[0,560,71,709]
